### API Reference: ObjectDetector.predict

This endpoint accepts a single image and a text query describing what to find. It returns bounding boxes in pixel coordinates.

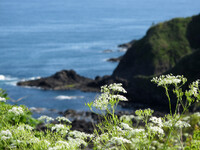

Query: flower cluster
[151,74,186,86]
[28,137,40,144]
[38,115,54,123]
[51,124,69,134]
[0,129,12,141]
[17,124,33,131]
[48,141,70,150]
[111,94,128,101]
[150,116,163,127]
[120,122,132,130]
[0,97,6,102]
[8,106,24,116]
[108,137,131,145]
[120,115,135,122]
[69,130,93,139]
[56,116,71,123]
[148,126,164,136]
[92,83,128,111]
[128,128,146,138]
[186,80,200,99]
[163,120,191,128]
[108,83,127,93]
[93,93,110,110]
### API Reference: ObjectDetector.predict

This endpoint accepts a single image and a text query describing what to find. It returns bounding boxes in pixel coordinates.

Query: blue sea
[0,0,199,117]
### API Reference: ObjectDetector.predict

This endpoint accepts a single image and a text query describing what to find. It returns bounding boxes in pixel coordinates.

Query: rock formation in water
[17,14,200,111]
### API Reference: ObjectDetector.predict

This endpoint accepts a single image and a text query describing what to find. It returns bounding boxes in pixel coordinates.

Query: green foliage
[113,14,200,79]
[0,74,200,149]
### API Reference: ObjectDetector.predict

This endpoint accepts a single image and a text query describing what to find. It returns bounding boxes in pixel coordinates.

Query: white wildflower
[112,94,128,101]
[56,141,70,148]
[149,126,164,136]
[51,124,69,134]
[151,74,186,86]
[49,141,70,150]
[182,116,190,121]
[0,129,12,141]
[116,126,125,133]
[175,120,191,128]
[133,115,143,121]
[95,133,109,143]
[68,137,87,147]
[93,92,110,110]
[108,83,127,93]
[17,124,33,131]
[56,116,71,123]
[10,140,24,148]
[193,112,200,117]
[121,123,133,130]
[69,130,94,139]
[0,97,6,102]
[164,120,191,128]
[150,116,163,127]
[128,128,146,138]
[186,80,199,99]
[38,115,54,123]
[120,115,135,122]
[8,106,24,116]
[109,137,131,145]
[100,85,109,93]
[130,128,145,134]
[28,137,40,143]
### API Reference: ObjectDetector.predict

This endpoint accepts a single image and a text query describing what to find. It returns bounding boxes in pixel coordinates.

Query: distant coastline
[17,14,200,112]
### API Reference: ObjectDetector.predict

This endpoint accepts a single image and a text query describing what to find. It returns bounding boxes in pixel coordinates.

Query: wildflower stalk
[164,86,172,116]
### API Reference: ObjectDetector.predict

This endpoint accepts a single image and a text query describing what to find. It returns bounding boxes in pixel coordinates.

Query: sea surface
[0,0,199,117]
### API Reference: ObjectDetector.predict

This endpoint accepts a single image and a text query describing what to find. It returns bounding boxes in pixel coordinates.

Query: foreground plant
[0,74,200,150]
[152,74,200,149]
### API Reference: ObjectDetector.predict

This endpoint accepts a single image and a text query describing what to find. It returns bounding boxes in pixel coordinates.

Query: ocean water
[0,0,199,117]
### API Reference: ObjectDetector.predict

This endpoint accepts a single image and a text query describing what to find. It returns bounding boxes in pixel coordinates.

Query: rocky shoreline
[17,14,200,112]
[36,109,166,134]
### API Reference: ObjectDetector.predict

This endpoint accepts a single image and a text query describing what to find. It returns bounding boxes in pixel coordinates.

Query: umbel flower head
[0,97,6,102]
[92,83,128,110]
[186,80,200,100]
[151,74,187,87]
[8,106,24,116]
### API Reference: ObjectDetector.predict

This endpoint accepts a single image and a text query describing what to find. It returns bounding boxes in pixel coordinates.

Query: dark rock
[118,39,137,49]
[106,56,123,62]
[71,119,94,133]
[111,14,200,111]
[17,70,97,92]
[113,15,199,80]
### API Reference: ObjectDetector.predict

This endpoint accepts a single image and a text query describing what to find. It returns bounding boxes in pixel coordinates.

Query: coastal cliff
[17,14,200,111]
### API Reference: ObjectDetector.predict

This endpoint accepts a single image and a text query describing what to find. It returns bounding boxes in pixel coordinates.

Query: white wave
[20,76,41,82]
[29,76,41,80]
[55,95,84,100]
[0,75,19,86]
[118,48,127,52]
[0,75,6,80]
[0,75,18,81]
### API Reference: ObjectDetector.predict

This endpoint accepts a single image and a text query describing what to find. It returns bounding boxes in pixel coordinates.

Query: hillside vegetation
[112,14,200,110]
[113,14,200,80]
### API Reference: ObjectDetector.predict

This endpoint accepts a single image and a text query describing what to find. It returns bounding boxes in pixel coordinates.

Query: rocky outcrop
[17,14,200,111]
[106,56,123,62]
[17,70,96,91]
[17,70,128,92]
[113,14,200,80]
[118,39,137,49]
